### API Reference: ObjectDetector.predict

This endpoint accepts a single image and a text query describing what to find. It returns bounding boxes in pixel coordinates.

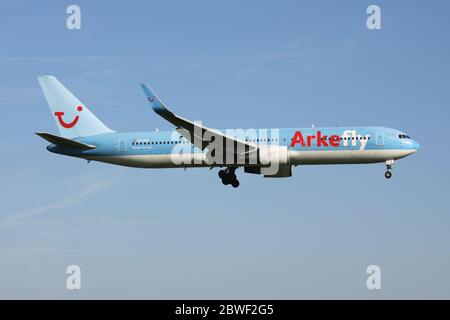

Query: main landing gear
[218,168,240,188]
[385,159,394,179]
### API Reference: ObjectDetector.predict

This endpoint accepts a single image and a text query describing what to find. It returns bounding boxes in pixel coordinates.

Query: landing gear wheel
[231,180,240,188]
[218,167,239,187]
[384,160,394,180]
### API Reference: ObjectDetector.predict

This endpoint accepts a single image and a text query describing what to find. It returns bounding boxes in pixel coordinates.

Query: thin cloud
[0,181,113,227]
[0,55,110,64]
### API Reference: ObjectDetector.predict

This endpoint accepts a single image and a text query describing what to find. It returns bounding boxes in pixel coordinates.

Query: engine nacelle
[257,145,290,166]
[244,164,292,178]
[262,165,292,178]
[245,146,291,178]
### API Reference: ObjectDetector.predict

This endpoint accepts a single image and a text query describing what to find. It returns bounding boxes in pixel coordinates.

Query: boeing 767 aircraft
[36,76,419,188]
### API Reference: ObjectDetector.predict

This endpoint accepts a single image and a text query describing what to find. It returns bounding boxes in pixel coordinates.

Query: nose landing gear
[218,168,240,188]
[385,159,394,179]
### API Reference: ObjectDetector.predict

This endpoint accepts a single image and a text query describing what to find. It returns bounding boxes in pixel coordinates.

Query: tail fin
[38,76,114,139]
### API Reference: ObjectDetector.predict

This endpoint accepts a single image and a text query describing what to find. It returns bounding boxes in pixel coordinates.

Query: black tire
[385,171,392,179]
[218,170,226,179]
[229,173,237,181]
[222,177,230,185]
[231,180,240,188]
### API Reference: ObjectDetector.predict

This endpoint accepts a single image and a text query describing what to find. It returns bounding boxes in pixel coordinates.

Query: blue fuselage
[47,126,419,168]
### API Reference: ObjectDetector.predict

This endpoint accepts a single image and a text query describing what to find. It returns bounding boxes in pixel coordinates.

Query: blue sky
[0,0,449,298]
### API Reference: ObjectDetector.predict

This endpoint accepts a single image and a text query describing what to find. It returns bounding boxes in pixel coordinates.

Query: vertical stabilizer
[38,76,114,138]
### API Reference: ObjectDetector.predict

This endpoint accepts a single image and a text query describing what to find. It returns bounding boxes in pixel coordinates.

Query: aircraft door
[118,138,127,152]
[376,132,384,146]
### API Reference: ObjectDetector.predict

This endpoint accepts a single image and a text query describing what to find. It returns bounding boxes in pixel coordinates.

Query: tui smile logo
[55,105,83,128]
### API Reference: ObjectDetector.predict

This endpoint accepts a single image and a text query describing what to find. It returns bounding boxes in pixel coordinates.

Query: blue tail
[38,76,114,139]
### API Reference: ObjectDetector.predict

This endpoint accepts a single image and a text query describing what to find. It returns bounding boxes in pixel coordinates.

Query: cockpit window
[398,134,411,139]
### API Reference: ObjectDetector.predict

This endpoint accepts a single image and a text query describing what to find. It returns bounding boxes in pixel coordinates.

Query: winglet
[140,83,168,115]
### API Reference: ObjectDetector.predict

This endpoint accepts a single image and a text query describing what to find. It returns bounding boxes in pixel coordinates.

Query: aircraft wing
[140,84,257,155]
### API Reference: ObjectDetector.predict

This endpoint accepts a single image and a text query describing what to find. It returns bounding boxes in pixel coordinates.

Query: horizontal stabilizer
[35,132,96,150]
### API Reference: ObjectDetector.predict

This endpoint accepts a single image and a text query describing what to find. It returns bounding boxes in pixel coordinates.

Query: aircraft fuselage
[47,126,419,168]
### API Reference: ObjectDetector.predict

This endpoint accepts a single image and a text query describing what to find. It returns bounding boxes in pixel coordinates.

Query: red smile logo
[55,105,83,128]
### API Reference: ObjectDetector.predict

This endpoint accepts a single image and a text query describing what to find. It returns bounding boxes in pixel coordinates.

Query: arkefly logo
[291,130,370,150]
[291,130,341,148]
[55,105,83,128]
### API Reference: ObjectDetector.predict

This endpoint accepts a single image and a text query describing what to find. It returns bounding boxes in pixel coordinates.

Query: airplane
[36,76,420,188]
